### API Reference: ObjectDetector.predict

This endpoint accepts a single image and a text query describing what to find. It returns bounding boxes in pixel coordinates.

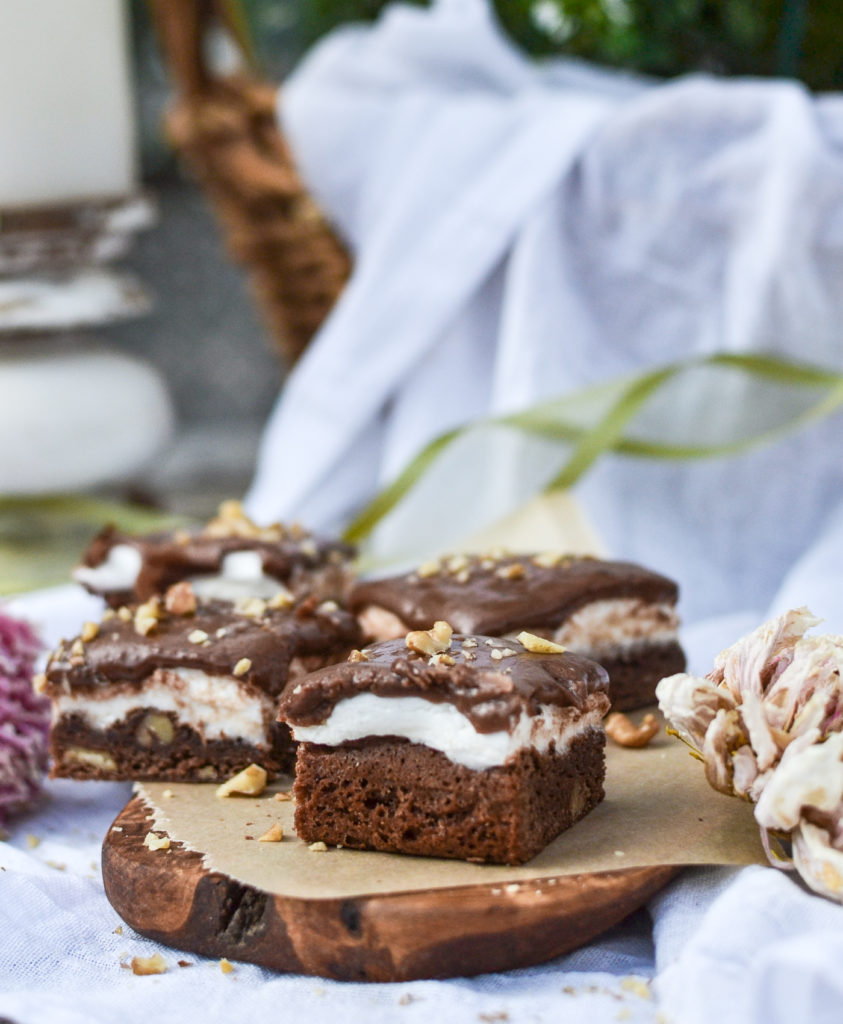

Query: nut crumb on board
[143,832,170,852]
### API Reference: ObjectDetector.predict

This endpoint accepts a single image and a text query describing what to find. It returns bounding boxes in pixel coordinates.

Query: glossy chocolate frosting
[78,522,355,604]
[45,598,361,698]
[350,554,678,635]
[278,634,610,734]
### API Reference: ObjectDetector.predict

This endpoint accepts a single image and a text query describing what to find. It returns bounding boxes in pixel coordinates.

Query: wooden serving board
[101,715,768,981]
[102,794,676,981]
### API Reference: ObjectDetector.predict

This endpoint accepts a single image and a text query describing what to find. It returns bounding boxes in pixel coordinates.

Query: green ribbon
[343,352,843,544]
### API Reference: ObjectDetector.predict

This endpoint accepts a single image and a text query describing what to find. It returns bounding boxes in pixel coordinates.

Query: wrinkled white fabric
[246,0,843,628]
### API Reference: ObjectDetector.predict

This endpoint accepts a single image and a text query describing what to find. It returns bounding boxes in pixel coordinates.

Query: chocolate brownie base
[292,729,606,865]
[50,710,294,781]
[598,640,686,711]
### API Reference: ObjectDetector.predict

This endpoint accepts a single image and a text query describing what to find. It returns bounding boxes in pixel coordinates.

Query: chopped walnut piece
[116,606,132,622]
[429,653,455,667]
[233,658,252,677]
[348,649,369,663]
[416,559,441,578]
[219,958,235,974]
[299,539,318,558]
[80,621,99,643]
[532,552,565,569]
[406,620,453,656]
[165,581,197,616]
[188,629,209,644]
[517,631,567,655]
[495,562,526,581]
[237,597,268,619]
[308,841,329,852]
[136,712,175,747]
[134,598,161,636]
[65,747,118,771]
[446,554,470,573]
[317,600,339,613]
[32,673,47,695]
[70,638,85,657]
[267,587,295,610]
[143,832,171,852]
[605,712,660,749]
[461,638,478,649]
[216,764,268,798]
[131,953,167,976]
[490,649,504,661]
[274,791,292,802]
[258,823,284,842]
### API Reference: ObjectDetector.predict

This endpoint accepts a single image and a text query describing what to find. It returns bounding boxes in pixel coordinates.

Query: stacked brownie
[44,502,361,781]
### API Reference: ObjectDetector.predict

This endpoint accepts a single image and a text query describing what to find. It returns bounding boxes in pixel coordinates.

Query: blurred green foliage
[238,0,842,90]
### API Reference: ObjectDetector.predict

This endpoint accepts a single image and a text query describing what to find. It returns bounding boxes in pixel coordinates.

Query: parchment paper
[138,711,767,901]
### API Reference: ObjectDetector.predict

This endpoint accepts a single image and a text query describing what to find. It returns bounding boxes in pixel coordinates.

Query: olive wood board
[102,714,768,981]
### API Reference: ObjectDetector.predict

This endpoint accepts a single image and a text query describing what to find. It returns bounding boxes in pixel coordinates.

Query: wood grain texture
[102,795,677,981]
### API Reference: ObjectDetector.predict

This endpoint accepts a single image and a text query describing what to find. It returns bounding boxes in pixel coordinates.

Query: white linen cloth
[246,0,843,630]
[3,587,843,1024]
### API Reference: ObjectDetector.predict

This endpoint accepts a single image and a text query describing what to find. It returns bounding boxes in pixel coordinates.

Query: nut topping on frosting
[517,631,567,654]
[165,581,197,616]
[405,620,453,656]
[203,499,285,543]
[133,597,161,636]
[416,559,442,579]
[80,621,99,643]
[495,562,526,581]
[428,652,456,667]
[236,597,268,619]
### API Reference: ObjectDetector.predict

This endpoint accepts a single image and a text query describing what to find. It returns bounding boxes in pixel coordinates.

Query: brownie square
[278,624,610,864]
[42,588,361,781]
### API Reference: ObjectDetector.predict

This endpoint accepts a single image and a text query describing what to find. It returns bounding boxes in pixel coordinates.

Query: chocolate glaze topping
[78,522,355,605]
[350,554,678,635]
[278,634,609,734]
[45,598,361,699]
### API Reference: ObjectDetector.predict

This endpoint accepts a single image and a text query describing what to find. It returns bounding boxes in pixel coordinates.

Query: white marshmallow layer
[290,695,604,771]
[53,667,271,745]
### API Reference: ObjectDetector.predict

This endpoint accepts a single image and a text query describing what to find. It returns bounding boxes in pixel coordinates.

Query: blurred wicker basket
[148,0,350,364]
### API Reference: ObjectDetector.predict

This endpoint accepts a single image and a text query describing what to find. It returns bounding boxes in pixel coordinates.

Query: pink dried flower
[0,606,48,825]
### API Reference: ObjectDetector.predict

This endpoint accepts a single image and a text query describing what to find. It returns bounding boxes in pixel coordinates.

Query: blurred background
[1,0,841,593]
